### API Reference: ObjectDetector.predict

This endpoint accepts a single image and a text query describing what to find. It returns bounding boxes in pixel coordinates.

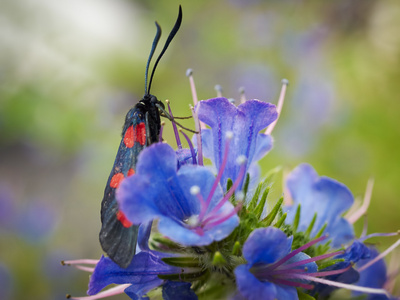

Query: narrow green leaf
[247,183,262,211]
[262,196,283,226]
[254,187,270,219]
[242,173,250,199]
[305,213,317,237]
[274,212,287,228]
[293,204,301,232]
[298,291,316,300]
[162,256,201,268]
[315,222,328,238]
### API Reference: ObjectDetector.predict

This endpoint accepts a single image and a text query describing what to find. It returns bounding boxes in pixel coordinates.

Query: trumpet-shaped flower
[117,143,240,246]
[285,164,355,247]
[197,98,277,189]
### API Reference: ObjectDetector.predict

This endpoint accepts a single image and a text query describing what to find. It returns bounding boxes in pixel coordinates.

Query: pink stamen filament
[62,259,99,265]
[265,235,329,272]
[179,129,197,165]
[267,277,314,290]
[203,202,243,229]
[167,101,182,149]
[358,238,400,272]
[74,266,95,273]
[191,106,203,166]
[199,135,232,220]
[67,284,130,300]
[204,161,246,220]
[187,69,205,130]
[265,79,288,135]
[194,192,208,222]
[277,250,344,271]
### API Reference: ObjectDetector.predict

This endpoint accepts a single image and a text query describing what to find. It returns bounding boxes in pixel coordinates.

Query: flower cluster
[64,78,400,300]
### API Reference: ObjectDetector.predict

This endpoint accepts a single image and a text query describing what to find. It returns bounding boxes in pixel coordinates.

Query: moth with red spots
[99,6,183,268]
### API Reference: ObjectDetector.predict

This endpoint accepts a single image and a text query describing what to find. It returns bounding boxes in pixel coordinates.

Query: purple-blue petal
[285,164,354,247]
[88,252,178,296]
[235,265,278,300]
[242,227,292,265]
[197,98,277,189]
[355,248,389,300]
[162,281,198,300]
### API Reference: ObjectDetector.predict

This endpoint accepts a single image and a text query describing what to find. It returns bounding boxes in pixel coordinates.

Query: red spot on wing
[127,168,135,177]
[116,210,133,228]
[110,173,125,188]
[124,125,135,148]
[136,123,146,146]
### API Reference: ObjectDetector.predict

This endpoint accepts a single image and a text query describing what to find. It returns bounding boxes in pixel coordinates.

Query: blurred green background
[0,0,399,299]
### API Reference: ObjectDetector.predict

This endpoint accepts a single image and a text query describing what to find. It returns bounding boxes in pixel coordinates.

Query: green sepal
[298,291,316,300]
[304,213,317,237]
[162,256,202,268]
[232,241,241,256]
[212,251,227,266]
[274,212,287,228]
[261,196,283,226]
[254,187,270,220]
[293,204,301,232]
[247,183,262,211]
[226,178,235,204]
[315,222,327,238]
[158,270,208,281]
[151,234,182,251]
[242,173,250,199]
[318,258,345,270]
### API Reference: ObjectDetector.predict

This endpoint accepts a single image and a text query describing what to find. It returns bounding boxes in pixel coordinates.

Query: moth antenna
[145,22,162,95]
[148,5,183,94]
[156,103,198,134]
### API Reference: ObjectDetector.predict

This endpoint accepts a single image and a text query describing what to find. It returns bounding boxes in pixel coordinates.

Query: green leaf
[254,187,270,220]
[298,291,316,300]
[261,196,283,226]
[162,256,201,268]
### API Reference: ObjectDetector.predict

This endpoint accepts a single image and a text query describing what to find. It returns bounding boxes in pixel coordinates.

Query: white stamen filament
[347,178,374,224]
[215,84,223,97]
[265,79,289,135]
[239,87,246,104]
[62,259,99,265]
[358,239,400,272]
[68,284,130,300]
[298,275,391,297]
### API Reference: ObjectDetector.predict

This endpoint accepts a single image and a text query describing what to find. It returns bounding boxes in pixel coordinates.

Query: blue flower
[312,240,370,297]
[117,142,240,246]
[285,163,354,247]
[88,251,180,300]
[234,227,318,300]
[355,247,391,300]
[197,98,277,189]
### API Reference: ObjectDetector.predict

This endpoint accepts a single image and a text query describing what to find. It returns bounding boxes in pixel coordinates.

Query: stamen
[191,105,204,165]
[347,177,374,224]
[186,69,198,107]
[277,250,345,270]
[62,259,99,265]
[190,185,207,219]
[359,231,400,242]
[239,86,246,104]
[166,100,182,149]
[304,265,353,277]
[215,84,223,97]
[269,277,314,290]
[203,157,247,221]
[66,284,130,300]
[358,239,400,272]
[266,235,329,271]
[203,202,243,229]
[265,79,289,135]
[159,121,165,142]
[295,274,391,297]
[202,131,233,212]
[178,128,197,165]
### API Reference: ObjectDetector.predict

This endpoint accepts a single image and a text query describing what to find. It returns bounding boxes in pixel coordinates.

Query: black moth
[99,6,183,268]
